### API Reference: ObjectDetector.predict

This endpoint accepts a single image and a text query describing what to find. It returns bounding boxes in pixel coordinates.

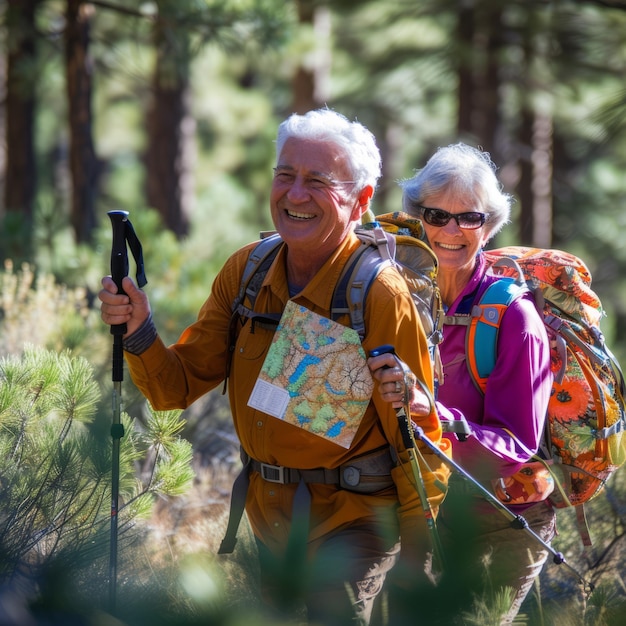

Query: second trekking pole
[369,344,446,572]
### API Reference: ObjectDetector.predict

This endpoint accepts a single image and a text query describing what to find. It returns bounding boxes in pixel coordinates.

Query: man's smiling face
[270,137,362,259]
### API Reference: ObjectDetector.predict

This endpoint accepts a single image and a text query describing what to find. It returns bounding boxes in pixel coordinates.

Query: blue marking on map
[316,334,336,348]
[325,381,346,396]
[326,421,345,438]
[296,414,311,426]
[288,354,322,397]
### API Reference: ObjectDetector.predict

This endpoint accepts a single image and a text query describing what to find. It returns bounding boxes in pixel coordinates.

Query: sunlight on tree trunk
[291,1,331,113]
[531,112,553,248]
[65,0,98,245]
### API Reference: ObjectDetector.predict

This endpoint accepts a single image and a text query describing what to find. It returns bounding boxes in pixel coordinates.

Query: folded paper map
[248,300,374,448]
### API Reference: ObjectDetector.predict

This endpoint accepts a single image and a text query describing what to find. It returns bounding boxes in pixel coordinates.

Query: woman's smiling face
[420,190,492,275]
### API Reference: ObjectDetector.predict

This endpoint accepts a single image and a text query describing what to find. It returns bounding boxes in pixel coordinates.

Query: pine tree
[0,345,194,611]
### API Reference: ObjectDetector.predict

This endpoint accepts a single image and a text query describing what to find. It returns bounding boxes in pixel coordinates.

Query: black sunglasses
[419,205,487,230]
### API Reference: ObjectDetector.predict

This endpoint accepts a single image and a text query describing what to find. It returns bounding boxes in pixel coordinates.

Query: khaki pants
[438,491,557,625]
[256,519,401,626]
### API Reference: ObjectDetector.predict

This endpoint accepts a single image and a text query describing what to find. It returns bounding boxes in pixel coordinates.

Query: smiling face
[270,137,371,267]
[420,190,492,280]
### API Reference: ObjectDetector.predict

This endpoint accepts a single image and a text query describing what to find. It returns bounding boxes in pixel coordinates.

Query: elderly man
[99,108,449,625]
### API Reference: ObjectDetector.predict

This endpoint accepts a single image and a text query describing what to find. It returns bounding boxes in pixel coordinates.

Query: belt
[251,460,341,485]
[218,447,396,554]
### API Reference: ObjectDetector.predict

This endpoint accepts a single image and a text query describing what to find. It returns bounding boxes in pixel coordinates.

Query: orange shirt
[125,231,450,553]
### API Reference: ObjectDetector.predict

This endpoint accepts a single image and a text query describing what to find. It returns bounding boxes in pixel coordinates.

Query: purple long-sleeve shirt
[436,253,553,481]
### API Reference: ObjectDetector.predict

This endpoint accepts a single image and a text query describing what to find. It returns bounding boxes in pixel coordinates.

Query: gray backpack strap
[218,450,251,554]
[233,233,284,315]
[223,234,284,393]
[442,315,472,326]
[331,230,392,339]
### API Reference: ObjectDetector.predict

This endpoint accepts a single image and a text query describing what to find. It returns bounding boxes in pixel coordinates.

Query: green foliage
[0,260,95,356]
[145,408,196,496]
[0,347,110,583]
[460,587,517,626]
[0,345,195,615]
[1,1,626,622]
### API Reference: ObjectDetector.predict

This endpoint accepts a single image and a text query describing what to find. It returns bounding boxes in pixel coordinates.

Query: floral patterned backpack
[469,247,626,545]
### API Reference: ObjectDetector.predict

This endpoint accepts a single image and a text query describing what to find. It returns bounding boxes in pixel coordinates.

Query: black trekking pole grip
[369,344,414,449]
[108,210,130,336]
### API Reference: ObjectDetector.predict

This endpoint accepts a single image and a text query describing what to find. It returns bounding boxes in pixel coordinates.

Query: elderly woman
[400,143,556,623]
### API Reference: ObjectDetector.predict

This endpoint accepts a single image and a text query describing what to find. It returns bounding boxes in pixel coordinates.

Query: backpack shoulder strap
[331,228,393,339]
[223,234,284,393]
[444,254,529,393]
[466,276,529,393]
[232,233,284,316]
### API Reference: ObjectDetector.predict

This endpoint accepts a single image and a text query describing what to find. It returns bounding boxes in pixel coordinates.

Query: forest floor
[135,455,626,626]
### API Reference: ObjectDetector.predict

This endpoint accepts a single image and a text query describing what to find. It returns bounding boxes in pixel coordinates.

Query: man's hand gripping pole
[370,344,446,571]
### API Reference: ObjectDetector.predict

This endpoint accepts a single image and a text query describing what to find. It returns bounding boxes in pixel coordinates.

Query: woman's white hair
[400,142,512,239]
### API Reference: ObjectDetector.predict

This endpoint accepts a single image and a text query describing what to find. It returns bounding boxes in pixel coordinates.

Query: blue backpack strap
[466,277,528,393]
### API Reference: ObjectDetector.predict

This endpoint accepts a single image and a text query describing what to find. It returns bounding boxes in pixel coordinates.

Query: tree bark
[516,10,554,248]
[456,3,475,139]
[65,0,98,244]
[517,106,535,245]
[292,0,316,114]
[145,9,192,238]
[3,0,39,259]
[456,2,505,165]
[530,112,553,248]
[291,0,330,114]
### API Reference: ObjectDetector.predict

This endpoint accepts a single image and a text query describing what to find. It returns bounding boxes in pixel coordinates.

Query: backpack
[458,246,626,544]
[226,211,444,382]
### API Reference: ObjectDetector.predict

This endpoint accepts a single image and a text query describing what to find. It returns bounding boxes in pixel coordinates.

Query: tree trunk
[456,3,475,138]
[516,10,554,248]
[3,0,38,260]
[517,106,534,245]
[291,1,330,114]
[456,2,505,164]
[65,0,98,244]
[530,112,553,248]
[145,9,192,238]
[481,5,504,162]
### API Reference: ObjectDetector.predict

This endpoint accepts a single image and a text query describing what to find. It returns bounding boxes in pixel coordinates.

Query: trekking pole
[107,210,129,612]
[106,210,147,612]
[370,345,447,571]
[410,422,594,592]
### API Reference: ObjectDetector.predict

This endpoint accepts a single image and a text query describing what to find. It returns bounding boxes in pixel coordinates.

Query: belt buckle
[260,463,285,483]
